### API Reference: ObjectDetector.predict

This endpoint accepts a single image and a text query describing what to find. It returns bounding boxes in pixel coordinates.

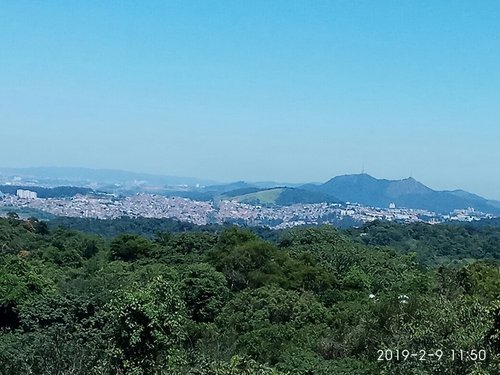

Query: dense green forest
[48,217,282,243]
[2,216,500,374]
[348,220,500,265]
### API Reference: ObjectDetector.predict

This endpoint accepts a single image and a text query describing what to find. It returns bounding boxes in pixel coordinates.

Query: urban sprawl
[0,189,494,228]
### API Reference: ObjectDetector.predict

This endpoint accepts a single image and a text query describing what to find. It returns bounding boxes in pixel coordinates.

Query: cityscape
[0,186,494,229]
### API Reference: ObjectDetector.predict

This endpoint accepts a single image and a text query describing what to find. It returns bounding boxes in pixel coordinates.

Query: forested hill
[0,185,94,198]
[49,216,500,265]
[2,216,500,374]
[219,187,340,206]
[454,217,500,228]
[48,216,281,243]
[348,220,500,265]
[302,174,500,214]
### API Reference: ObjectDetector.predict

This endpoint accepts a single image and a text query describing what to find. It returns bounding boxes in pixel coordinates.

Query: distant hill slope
[0,167,216,187]
[202,181,255,194]
[171,182,259,201]
[0,185,95,198]
[221,187,340,206]
[447,190,500,209]
[222,187,263,198]
[302,173,500,214]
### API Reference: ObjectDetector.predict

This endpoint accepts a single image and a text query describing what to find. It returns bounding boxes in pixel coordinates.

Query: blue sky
[1,1,500,198]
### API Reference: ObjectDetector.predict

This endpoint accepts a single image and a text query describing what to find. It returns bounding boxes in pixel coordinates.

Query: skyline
[1,1,500,198]
[1,165,499,203]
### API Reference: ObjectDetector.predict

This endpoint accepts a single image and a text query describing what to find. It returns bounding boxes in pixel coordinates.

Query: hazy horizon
[2,1,499,198]
[3,164,500,201]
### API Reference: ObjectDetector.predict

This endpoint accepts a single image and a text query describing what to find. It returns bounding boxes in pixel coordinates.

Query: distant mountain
[302,173,500,214]
[221,187,340,206]
[488,200,500,209]
[222,187,263,198]
[203,181,304,195]
[0,185,95,198]
[202,181,255,194]
[275,188,340,205]
[0,167,217,188]
[446,189,485,201]
[2,167,498,214]
[447,190,500,209]
[251,181,304,189]
[161,182,261,202]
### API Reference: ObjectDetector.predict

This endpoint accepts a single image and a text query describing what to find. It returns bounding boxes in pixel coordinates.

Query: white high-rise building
[16,189,38,199]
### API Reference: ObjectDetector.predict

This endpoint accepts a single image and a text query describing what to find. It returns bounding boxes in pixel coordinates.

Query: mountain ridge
[0,166,218,188]
[1,167,498,214]
[301,173,500,214]
[220,186,341,206]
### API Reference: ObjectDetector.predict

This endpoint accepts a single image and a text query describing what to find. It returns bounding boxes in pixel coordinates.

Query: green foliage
[213,286,330,365]
[179,263,229,323]
[208,228,337,295]
[49,216,226,239]
[0,255,56,305]
[110,233,154,261]
[190,355,289,375]
[349,220,500,264]
[1,217,500,373]
[104,276,188,374]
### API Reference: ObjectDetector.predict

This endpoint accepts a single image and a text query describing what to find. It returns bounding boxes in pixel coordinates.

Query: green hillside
[222,187,340,206]
[224,187,285,205]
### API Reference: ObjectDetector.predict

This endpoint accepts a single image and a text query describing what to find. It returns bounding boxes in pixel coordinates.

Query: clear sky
[1,1,500,198]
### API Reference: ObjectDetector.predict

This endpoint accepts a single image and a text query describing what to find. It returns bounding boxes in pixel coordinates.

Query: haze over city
[1,1,499,198]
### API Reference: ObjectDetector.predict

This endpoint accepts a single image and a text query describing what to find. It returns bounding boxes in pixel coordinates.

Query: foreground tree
[104,276,188,374]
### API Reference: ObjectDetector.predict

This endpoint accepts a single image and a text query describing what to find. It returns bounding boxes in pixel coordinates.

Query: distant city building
[0,189,495,227]
[16,189,37,199]
[389,202,396,209]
